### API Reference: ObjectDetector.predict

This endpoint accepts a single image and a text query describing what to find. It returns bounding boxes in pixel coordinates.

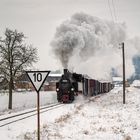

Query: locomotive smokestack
[64,69,68,75]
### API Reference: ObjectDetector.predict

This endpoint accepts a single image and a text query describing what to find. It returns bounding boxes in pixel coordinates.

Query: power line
[107,0,114,22]
[112,0,117,22]
[107,0,118,23]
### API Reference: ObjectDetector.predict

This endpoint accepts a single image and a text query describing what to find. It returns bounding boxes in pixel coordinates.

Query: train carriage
[82,77,102,96]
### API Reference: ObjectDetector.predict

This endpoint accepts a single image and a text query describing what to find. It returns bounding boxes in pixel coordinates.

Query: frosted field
[0,87,140,140]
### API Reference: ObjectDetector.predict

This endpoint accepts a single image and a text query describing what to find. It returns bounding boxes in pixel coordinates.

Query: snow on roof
[112,77,123,82]
[83,74,91,79]
[49,73,62,77]
[100,80,111,83]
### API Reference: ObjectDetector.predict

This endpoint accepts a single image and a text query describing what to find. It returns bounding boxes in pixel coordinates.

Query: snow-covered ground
[0,91,57,115]
[0,87,140,140]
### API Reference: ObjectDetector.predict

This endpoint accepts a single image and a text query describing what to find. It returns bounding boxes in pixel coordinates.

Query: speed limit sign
[26,70,50,140]
[26,71,50,92]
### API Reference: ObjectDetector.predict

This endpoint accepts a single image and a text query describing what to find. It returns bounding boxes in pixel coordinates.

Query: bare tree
[0,28,38,109]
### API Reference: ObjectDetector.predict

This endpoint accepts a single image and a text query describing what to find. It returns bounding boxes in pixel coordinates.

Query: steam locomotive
[56,69,82,103]
[56,69,114,103]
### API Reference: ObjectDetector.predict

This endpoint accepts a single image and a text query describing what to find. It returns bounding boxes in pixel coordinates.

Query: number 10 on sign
[33,73,42,82]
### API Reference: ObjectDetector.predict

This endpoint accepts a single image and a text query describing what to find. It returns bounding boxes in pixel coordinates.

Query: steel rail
[0,103,60,122]
[0,103,64,127]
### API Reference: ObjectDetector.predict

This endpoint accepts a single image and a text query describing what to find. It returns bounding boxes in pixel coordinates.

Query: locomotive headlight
[71,88,74,91]
[56,88,59,91]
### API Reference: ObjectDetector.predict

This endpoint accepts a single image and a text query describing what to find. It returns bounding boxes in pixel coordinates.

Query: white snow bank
[131,80,140,88]
[18,87,140,140]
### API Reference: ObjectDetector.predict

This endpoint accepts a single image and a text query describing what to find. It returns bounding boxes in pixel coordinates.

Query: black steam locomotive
[56,69,82,103]
[56,69,114,103]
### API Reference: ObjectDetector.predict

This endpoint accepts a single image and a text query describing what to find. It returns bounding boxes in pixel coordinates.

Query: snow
[0,91,57,115]
[112,77,123,87]
[0,87,140,140]
[132,80,140,87]
[112,77,123,82]
[49,73,62,77]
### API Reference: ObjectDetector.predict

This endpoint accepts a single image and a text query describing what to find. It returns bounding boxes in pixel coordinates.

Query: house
[112,77,123,87]
[43,73,61,91]
[112,77,130,87]
[15,73,62,91]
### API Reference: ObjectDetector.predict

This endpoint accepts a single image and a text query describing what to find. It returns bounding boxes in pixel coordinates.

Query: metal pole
[37,91,40,140]
[122,42,126,104]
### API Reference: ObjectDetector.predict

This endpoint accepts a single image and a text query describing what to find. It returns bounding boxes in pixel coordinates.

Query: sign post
[26,71,50,140]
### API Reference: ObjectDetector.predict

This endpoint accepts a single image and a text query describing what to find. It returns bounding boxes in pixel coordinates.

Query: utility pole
[122,42,126,104]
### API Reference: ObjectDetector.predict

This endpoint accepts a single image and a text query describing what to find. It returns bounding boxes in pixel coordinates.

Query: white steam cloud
[51,12,136,80]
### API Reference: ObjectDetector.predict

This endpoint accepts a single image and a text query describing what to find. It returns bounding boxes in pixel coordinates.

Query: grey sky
[0,0,140,70]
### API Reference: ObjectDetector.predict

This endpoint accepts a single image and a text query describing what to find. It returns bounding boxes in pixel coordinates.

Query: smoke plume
[51,12,136,80]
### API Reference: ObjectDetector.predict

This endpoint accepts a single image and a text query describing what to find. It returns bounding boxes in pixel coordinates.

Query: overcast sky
[0,0,140,70]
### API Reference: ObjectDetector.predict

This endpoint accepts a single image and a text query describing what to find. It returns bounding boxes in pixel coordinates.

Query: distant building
[43,73,61,91]
[112,77,123,82]
[15,73,62,91]
[112,77,123,87]
[112,77,130,87]
[46,73,61,82]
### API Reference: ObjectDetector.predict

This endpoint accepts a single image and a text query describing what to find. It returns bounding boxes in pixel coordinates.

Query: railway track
[0,103,64,127]
[0,93,108,128]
